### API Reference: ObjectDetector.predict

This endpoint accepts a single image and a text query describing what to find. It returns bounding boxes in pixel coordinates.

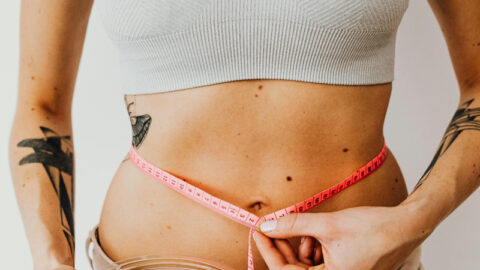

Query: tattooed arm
[8,1,93,269]
[399,0,480,239]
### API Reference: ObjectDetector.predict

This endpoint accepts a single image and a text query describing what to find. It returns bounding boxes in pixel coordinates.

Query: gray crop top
[96,0,409,95]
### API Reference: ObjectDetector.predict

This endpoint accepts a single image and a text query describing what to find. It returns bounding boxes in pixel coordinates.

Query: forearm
[400,89,480,238]
[11,0,93,266]
[9,110,75,270]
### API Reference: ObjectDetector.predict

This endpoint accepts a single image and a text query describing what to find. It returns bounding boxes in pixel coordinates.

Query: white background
[1,1,479,269]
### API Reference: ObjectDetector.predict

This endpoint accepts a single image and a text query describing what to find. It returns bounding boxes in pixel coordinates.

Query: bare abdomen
[98,79,408,269]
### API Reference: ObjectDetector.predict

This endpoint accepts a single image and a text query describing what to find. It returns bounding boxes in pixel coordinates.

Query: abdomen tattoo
[125,96,152,148]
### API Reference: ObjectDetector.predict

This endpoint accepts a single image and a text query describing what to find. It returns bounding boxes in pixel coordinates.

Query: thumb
[257,212,330,239]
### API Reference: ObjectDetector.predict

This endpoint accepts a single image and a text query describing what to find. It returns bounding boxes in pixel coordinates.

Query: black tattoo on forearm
[17,126,75,255]
[122,95,152,163]
[413,98,480,191]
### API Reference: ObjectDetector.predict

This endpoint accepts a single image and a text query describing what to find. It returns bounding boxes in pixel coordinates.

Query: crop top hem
[112,16,399,94]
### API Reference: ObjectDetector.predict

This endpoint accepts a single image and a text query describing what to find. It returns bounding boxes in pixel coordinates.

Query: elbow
[38,102,58,116]
[11,101,72,136]
[24,100,71,120]
[459,72,480,98]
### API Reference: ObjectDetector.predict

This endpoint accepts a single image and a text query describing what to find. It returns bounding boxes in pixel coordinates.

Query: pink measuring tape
[129,139,388,269]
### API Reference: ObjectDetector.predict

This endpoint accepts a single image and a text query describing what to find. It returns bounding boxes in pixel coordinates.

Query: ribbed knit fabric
[96,0,409,95]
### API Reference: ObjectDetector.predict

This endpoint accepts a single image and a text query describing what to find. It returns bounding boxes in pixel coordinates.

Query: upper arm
[427,0,480,93]
[17,0,94,118]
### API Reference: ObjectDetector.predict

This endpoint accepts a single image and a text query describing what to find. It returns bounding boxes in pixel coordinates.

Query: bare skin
[9,0,479,270]
[97,80,407,269]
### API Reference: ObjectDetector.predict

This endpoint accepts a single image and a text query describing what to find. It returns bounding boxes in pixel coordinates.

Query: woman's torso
[97,79,408,269]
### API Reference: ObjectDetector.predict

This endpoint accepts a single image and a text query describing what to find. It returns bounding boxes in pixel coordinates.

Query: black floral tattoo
[125,95,151,148]
[122,95,152,163]
[413,98,480,192]
[17,126,75,255]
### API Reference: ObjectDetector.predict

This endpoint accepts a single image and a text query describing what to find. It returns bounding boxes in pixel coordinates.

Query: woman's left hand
[252,204,428,270]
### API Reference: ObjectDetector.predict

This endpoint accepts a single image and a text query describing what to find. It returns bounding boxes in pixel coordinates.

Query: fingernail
[300,236,306,244]
[252,231,258,241]
[259,220,277,232]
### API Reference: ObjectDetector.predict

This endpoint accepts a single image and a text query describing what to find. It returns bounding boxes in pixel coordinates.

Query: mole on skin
[286,176,292,181]
[258,85,263,90]
[342,148,348,152]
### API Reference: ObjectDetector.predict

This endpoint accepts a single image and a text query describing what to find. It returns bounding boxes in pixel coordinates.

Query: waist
[126,79,393,208]
[99,137,407,269]
[98,80,408,268]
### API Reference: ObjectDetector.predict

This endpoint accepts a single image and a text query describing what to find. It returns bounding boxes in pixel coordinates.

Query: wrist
[396,192,449,243]
[397,198,434,242]
[34,261,74,270]
[33,248,74,270]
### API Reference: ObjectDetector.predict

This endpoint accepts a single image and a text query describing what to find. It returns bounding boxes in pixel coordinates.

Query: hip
[96,138,409,269]
[86,224,424,270]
